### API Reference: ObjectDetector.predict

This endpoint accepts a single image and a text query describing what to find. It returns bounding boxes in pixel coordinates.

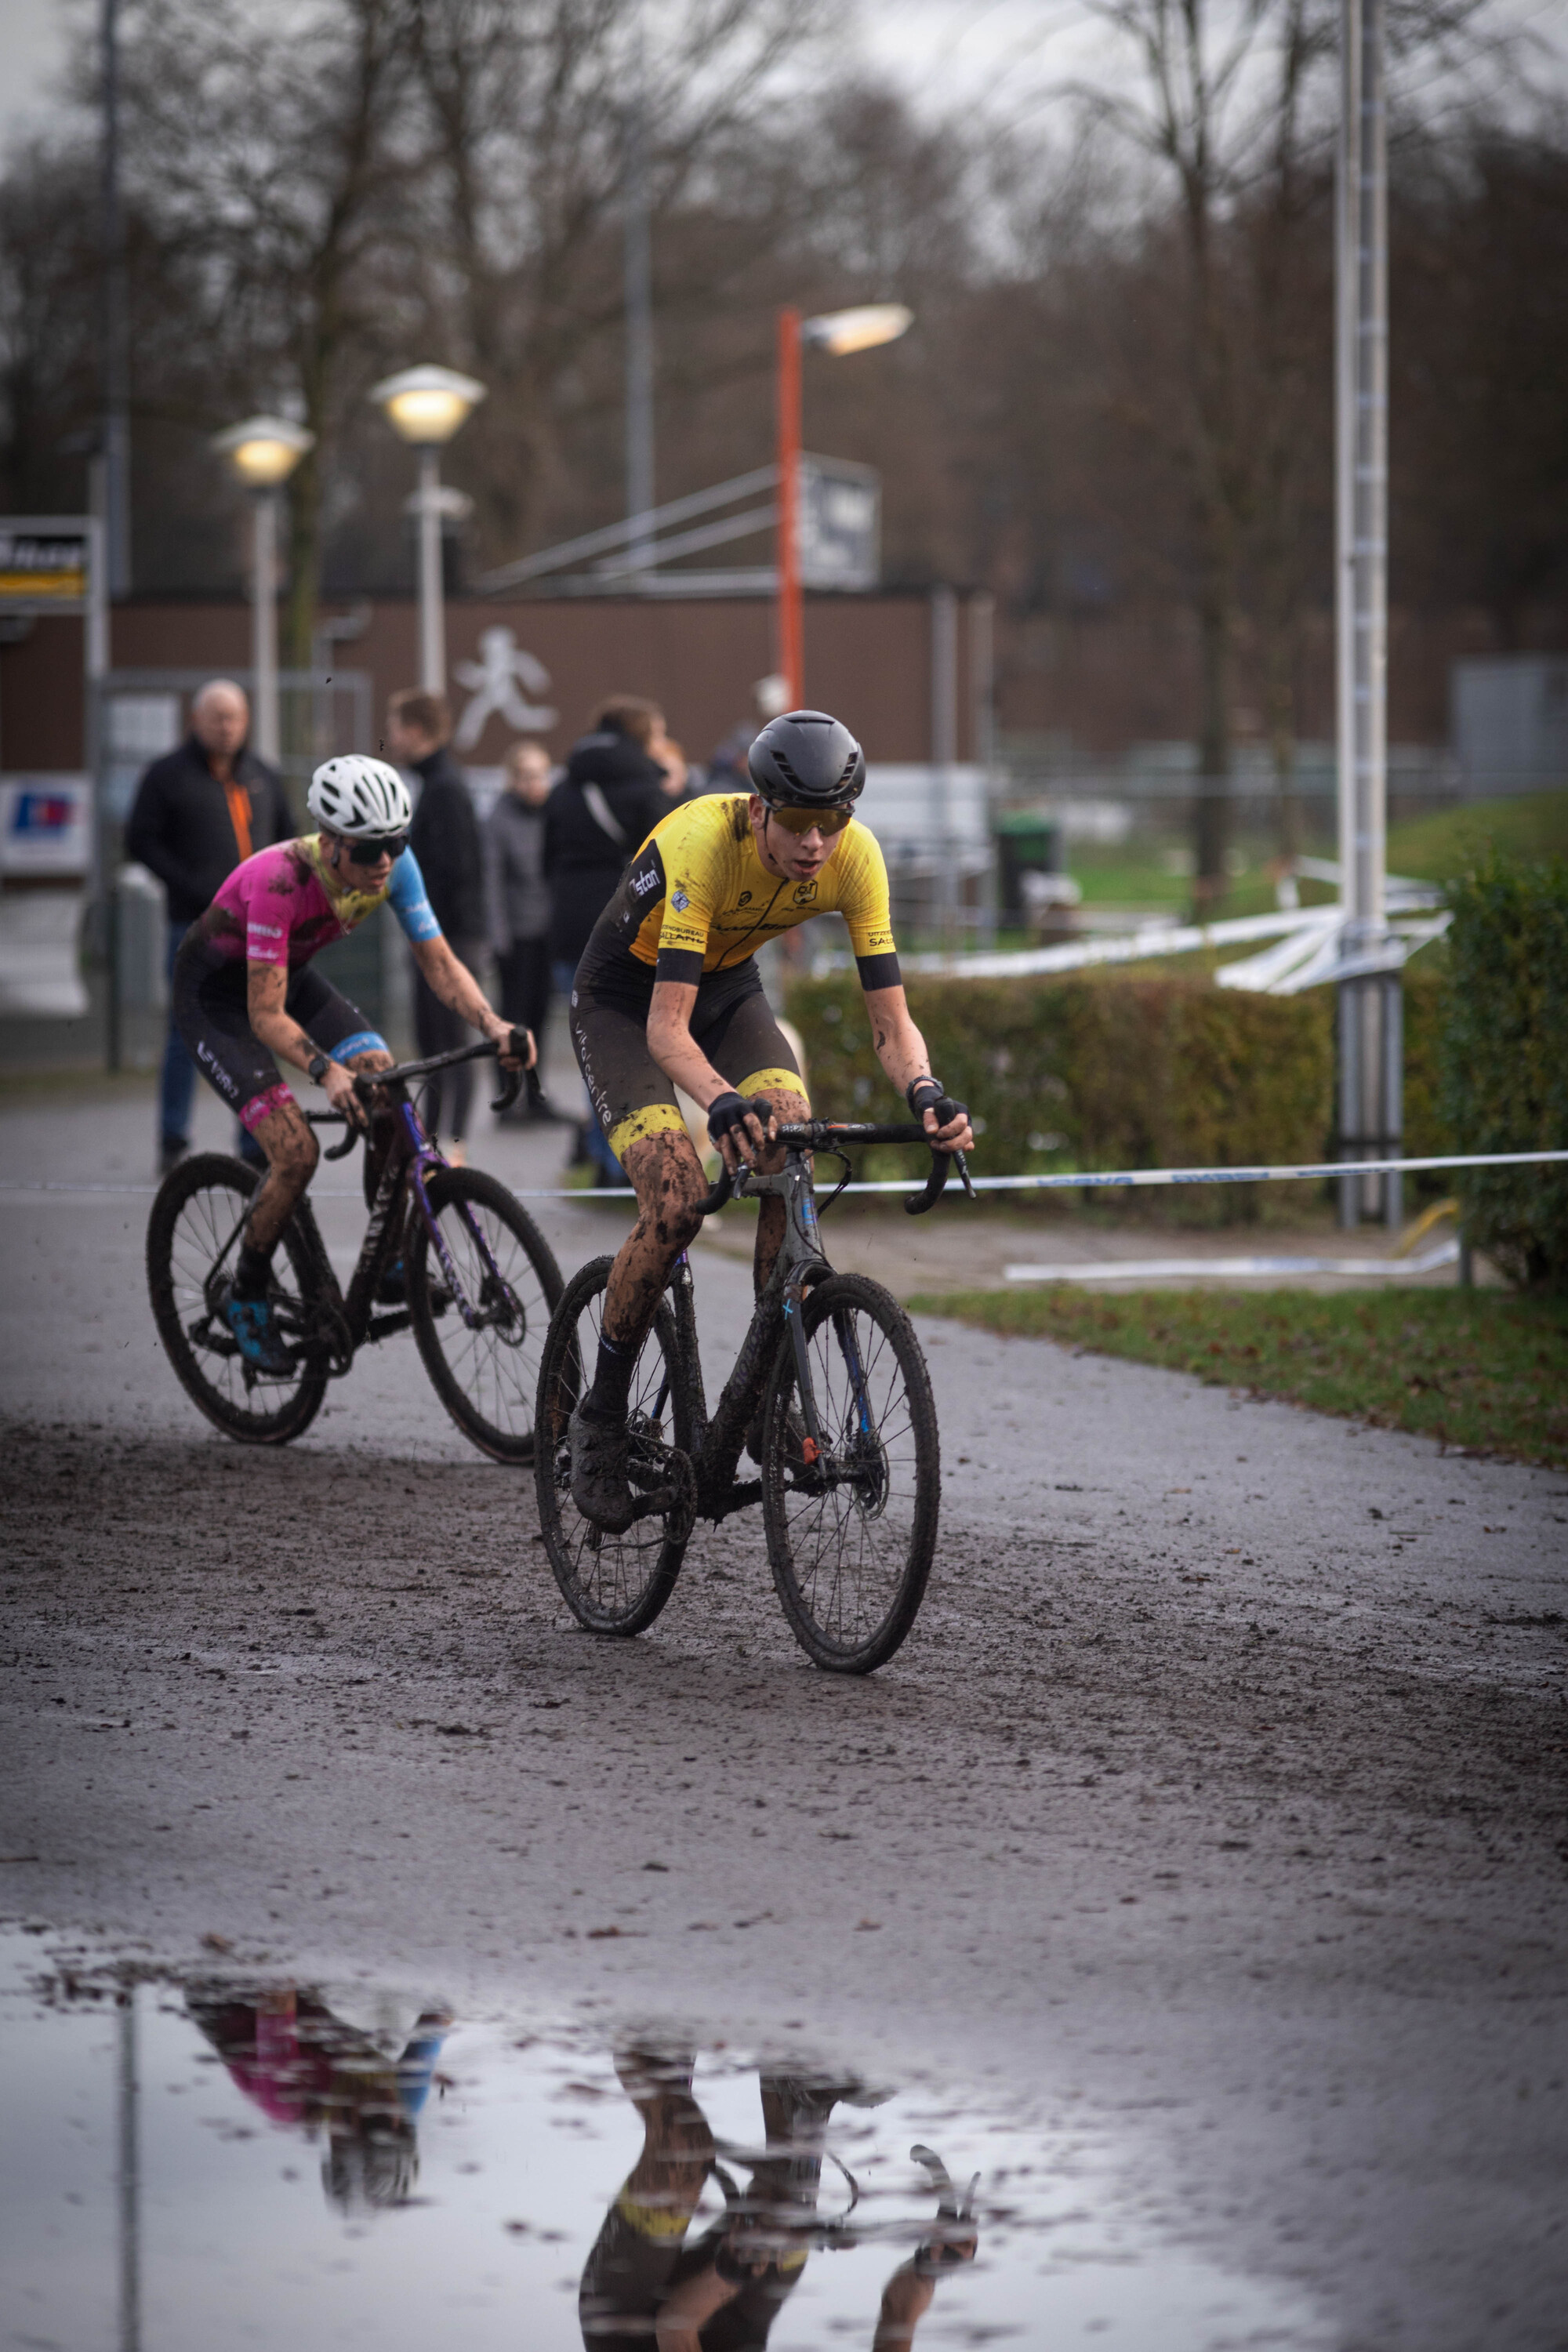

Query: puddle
[1,1927,1325,2350]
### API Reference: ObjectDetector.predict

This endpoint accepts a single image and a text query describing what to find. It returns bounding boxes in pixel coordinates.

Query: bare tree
[405,0,822,562]
[1062,0,1336,906]
[112,0,416,661]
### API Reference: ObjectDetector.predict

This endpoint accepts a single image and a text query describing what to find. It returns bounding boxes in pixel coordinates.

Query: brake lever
[489,1031,540,1115]
[952,1148,976,1201]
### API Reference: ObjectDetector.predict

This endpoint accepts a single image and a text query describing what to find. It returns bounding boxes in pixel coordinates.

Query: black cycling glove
[706,1091,770,1142]
[906,1076,967,1129]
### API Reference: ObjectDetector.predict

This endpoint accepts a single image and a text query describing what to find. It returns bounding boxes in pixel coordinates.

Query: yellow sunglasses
[766,802,853,838]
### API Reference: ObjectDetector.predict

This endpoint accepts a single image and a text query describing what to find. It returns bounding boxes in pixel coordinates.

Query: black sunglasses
[343,832,408,862]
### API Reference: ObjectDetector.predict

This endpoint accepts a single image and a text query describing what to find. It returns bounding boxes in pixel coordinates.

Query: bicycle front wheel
[146,1152,328,1446]
[407,1166,562,1463]
[760,1272,939,1673]
[533,1255,693,1635]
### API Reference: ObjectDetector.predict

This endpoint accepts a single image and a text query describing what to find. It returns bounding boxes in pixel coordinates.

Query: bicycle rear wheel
[407,1166,562,1463]
[760,1272,939,1673]
[533,1255,693,1635]
[146,1152,328,1445]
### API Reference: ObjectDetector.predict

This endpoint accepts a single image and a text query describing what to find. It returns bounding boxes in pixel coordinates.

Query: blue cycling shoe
[219,1283,295,1377]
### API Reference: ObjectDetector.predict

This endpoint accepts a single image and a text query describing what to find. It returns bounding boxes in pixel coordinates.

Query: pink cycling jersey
[196,835,441,973]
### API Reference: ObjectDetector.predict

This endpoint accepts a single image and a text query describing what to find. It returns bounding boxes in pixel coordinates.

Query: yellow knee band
[608,1101,689,1161]
[737,1067,808,1110]
[615,2188,697,2240]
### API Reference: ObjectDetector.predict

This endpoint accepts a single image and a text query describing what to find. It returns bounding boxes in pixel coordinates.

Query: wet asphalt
[2,1077,1565,2350]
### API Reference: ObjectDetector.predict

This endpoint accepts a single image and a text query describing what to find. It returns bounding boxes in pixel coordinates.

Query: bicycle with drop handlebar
[533,1112,974,1674]
[146,1038,562,1459]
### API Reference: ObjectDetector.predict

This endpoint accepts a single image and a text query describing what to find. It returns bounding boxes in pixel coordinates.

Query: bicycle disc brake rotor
[475,1273,525,1346]
[840,1421,891,1519]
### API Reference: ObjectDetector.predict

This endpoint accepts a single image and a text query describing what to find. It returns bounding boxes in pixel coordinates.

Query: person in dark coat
[543,695,670,1182]
[486,737,557,1120]
[387,688,486,1156]
[125,677,292,1173]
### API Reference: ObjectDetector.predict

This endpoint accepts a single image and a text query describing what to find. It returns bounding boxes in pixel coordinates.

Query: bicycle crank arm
[364,1311,412,1344]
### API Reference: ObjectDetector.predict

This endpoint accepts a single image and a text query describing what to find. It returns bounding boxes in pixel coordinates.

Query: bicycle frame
[641,1140,893,1528]
[210,1042,527,1378]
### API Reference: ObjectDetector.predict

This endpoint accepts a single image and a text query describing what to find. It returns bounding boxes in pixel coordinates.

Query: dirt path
[2,1083,1566,2347]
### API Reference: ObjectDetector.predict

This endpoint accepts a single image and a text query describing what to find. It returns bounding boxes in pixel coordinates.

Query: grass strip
[906,1285,1568,1468]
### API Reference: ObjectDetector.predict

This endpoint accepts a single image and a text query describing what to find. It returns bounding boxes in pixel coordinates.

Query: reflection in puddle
[1,1929,1326,2350]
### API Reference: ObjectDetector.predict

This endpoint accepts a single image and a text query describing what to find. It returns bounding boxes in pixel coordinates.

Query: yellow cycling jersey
[588,792,900,990]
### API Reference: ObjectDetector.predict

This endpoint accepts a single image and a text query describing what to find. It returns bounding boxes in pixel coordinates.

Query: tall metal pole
[118,1983,141,2352]
[100,0,131,599]
[251,491,281,764]
[417,446,445,694]
[775,307,803,707]
[1335,0,1390,1226]
[971,590,997,944]
[931,584,958,945]
[623,5,655,567]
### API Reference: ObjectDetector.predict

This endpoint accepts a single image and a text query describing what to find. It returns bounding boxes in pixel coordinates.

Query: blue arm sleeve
[387,846,443,944]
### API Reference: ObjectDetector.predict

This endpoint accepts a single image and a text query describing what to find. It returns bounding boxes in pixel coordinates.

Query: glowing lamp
[212,416,314,488]
[800,304,914,358]
[369,365,488,447]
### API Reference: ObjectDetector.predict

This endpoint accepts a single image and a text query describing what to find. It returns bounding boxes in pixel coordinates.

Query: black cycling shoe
[568,1403,636,1532]
[377,1256,406,1305]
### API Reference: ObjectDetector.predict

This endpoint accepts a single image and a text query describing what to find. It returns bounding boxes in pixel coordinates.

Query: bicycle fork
[405,1118,519,1336]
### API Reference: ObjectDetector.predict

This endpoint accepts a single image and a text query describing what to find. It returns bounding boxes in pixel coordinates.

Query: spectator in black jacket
[543,696,670,1182]
[125,677,292,1174]
[487,738,557,1121]
[387,688,486,1157]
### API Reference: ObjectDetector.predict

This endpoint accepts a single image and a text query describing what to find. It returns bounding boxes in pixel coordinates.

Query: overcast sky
[2,0,1563,159]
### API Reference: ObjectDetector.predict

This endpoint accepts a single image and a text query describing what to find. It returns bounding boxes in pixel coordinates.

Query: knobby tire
[533,1254,693,1635]
[760,1272,939,1672]
[407,1165,562,1464]
[146,1152,328,1446]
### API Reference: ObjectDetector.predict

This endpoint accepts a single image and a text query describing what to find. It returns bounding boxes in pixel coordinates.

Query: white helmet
[307,755,412,839]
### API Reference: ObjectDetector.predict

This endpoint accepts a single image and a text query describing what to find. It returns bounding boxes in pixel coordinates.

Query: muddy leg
[243,1098,320,1257]
[746,1089,811,1294]
[583,1130,708,1421]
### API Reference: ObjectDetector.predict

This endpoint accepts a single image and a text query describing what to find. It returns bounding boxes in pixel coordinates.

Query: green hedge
[787,970,1334,1225]
[1402,958,1450,1171]
[1439,859,1568,1291]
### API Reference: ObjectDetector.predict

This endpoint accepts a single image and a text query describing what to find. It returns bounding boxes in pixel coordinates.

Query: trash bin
[115,862,168,1017]
[994,811,1062,924]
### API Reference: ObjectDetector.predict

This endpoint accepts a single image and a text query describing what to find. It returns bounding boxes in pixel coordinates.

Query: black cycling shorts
[569,955,806,1164]
[172,949,387,1131]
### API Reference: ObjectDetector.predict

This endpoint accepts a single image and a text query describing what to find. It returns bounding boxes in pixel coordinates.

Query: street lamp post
[775,304,912,707]
[212,415,314,765]
[369,365,487,695]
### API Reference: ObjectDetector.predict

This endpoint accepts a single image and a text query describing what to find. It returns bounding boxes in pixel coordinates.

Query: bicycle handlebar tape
[490,1029,528,1116]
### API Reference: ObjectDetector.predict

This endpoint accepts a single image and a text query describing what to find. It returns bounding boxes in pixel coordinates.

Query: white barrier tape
[2,1148,1564,1205]
[830,1148,1568,1197]
[1004,1239,1461,1283]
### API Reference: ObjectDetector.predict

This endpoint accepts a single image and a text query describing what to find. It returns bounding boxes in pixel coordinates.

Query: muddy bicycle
[147,1040,561,1459]
[534,1118,971,1673]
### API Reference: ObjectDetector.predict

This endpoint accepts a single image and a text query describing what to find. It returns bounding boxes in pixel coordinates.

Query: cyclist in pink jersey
[172,754,532,1374]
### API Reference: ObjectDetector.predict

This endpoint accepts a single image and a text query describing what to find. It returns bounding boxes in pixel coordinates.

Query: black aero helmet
[747,710,866,810]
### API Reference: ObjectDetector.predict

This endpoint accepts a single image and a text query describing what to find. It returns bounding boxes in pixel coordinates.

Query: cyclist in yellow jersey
[568,709,972,1530]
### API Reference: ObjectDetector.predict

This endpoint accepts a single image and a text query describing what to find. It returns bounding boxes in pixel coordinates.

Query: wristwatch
[307,1052,330,1086]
